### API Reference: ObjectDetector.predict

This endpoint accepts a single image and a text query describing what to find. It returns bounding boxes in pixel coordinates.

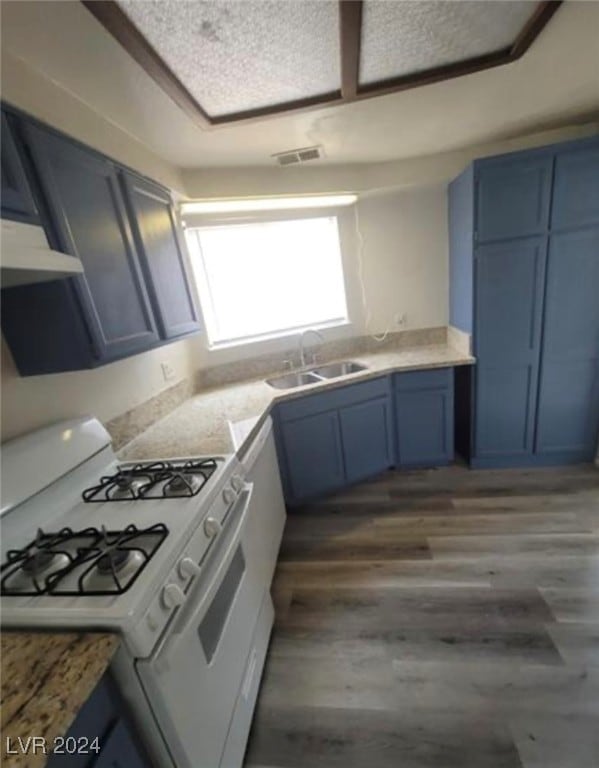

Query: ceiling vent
[272,146,324,166]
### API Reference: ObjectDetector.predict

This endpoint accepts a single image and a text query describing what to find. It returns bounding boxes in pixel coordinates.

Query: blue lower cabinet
[339,397,394,484]
[275,376,395,503]
[394,369,454,467]
[46,672,150,768]
[274,373,455,503]
[280,410,345,501]
[92,720,149,768]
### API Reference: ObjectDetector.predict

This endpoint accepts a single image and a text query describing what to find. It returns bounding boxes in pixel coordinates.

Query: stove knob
[204,516,222,538]
[179,557,201,579]
[231,474,244,492]
[161,583,186,610]
[222,487,236,505]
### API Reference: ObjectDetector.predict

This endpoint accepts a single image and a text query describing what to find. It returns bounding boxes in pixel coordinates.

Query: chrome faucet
[299,329,324,368]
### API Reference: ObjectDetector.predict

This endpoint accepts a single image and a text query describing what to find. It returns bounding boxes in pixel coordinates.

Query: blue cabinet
[394,369,454,467]
[24,122,161,361]
[475,155,552,242]
[1,111,38,224]
[46,672,150,768]
[273,372,454,503]
[1,107,201,375]
[473,238,546,459]
[275,377,394,503]
[449,135,599,468]
[340,397,394,483]
[551,145,599,230]
[121,171,201,340]
[279,410,344,500]
[535,227,599,460]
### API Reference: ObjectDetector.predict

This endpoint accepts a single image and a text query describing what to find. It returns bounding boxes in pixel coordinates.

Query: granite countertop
[1,631,120,768]
[118,343,475,462]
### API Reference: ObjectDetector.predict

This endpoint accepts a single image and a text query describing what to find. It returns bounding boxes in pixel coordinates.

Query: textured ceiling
[1,1,597,170]
[118,0,340,117]
[360,1,538,83]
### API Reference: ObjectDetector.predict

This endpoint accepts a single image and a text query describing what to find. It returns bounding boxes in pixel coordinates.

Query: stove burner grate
[0,524,168,596]
[82,459,218,502]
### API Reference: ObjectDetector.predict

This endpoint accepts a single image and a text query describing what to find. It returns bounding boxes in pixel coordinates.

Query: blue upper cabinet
[22,122,161,361]
[1,107,202,375]
[120,171,201,340]
[1,111,38,224]
[551,144,599,230]
[535,227,599,460]
[450,135,599,468]
[475,155,552,243]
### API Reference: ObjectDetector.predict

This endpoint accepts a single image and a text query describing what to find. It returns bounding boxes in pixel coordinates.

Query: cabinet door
[396,387,453,467]
[551,143,599,230]
[473,238,546,460]
[121,171,201,339]
[1,112,38,224]
[22,123,160,361]
[475,156,552,242]
[281,411,344,501]
[94,720,151,768]
[339,397,394,483]
[535,227,599,459]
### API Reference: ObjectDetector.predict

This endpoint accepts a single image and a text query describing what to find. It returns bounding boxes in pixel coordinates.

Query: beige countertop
[1,631,120,768]
[118,343,475,462]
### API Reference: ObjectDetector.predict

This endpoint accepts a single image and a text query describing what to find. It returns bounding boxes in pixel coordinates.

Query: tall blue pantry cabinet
[450,136,599,468]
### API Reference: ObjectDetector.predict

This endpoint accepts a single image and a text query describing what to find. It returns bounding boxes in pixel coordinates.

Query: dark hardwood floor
[245,463,599,768]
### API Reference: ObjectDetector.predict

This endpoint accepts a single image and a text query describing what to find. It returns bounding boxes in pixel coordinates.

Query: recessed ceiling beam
[81,0,563,128]
[339,0,363,100]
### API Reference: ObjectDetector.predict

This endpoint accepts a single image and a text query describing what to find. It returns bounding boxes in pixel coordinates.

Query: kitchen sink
[266,361,368,389]
[265,371,323,389]
[311,361,368,378]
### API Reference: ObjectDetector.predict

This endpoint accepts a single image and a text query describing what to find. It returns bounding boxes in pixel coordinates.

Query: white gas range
[0,416,285,768]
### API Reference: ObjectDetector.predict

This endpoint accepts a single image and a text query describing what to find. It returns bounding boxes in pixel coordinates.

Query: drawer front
[278,376,390,421]
[393,368,452,392]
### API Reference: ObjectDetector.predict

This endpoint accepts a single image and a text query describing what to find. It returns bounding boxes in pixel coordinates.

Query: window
[185,214,350,347]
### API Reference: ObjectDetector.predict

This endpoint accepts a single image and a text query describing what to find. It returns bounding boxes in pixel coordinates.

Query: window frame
[182,206,356,350]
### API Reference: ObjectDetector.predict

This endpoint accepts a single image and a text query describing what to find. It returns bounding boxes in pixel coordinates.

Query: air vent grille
[272,146,324,166]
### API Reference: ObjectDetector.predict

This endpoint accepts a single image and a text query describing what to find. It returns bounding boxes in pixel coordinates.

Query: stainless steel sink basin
[265,371,323,390]
[311,361,367,379]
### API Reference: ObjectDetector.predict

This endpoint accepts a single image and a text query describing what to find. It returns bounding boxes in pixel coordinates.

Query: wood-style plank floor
[244,464,599,768]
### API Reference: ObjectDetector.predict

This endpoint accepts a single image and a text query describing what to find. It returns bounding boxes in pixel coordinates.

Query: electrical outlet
[161,362,176,382]
[394,312,408,327]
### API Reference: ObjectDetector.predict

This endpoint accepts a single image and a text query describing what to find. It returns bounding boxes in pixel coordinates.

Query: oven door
[135,484,266,768]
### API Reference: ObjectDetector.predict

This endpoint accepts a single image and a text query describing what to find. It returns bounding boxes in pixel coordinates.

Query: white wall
[0,337,195,442]
[355,186,448,334]
[1,50,185,193]
[182,122,599,199]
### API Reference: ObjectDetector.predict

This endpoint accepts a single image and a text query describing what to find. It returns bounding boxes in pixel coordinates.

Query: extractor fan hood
[1,219,84,288]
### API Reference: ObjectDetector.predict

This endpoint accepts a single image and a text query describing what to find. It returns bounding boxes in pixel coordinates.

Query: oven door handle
[166,482,254,644]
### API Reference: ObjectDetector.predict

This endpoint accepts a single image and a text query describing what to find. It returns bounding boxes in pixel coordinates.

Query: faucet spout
[299,329,324,368]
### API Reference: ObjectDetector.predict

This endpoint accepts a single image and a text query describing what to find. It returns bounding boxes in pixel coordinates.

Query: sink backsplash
[195,326,448,391]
